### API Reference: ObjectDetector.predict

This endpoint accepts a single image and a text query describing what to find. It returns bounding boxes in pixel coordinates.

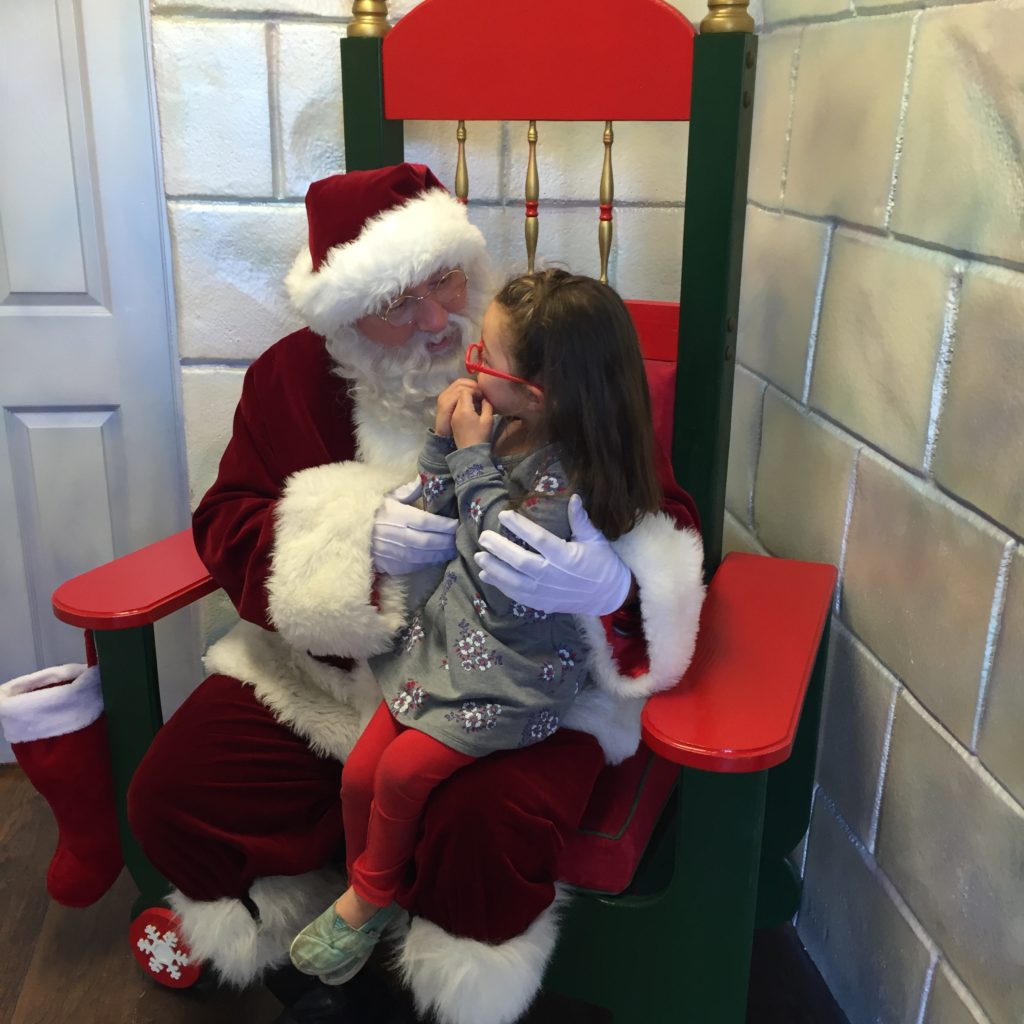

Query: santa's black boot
[268,960,418,1024]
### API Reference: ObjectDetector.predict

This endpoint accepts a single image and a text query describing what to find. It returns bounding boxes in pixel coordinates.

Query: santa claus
[125,163,704,1024]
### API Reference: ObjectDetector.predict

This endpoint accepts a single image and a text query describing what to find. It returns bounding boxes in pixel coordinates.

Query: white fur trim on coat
[0,664,102,744]
[285,189,490,339]
[167,869,344,988]
[267,460,411,660]
[563,514,704,764]
[396,886,570,1024]
[204,621,379,763]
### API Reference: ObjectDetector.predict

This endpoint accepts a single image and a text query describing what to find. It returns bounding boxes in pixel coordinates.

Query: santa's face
[331,271,479,403]
[354,270,469,356]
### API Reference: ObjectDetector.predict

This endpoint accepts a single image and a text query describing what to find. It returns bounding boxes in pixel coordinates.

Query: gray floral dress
[370,426,590,756]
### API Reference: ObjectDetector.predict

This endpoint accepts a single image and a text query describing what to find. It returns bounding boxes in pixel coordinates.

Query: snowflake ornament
[137,923,191,981]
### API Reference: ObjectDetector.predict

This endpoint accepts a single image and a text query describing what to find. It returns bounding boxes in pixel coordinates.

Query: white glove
[475,494,632,615]
[371,479,458,576]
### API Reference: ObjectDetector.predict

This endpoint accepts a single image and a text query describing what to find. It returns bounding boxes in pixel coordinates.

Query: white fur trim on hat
[285,189,490,339]
[0,664,102,744]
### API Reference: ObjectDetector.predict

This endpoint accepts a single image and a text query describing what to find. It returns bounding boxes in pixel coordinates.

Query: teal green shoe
[289,901,400,986]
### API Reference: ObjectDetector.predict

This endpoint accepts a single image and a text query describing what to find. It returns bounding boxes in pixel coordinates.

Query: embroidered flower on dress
[454,463,487,485]
[390,680,427,716]
[511,602,548,623]
[467,497,484,524]
[438,571,458,609]
[471,593,487,618]
[396,614,424,653]
[445,701,503,732]
[538,662,556,685]
[533,472,564,495]
[557,645,577,670]
[421,473,448,502]
[520,709,559,746]
[453,619,503,672]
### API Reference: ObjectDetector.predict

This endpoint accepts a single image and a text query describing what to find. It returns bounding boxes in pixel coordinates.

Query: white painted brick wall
[799,793,934,1024]
[876,690,1024,1024]
[925,962,995,1024]
[816,624,898,847]
[153,18,273,197]
[809,230,955,469]
[276,21,347,196]
[786,16,914,227]
[892,1,1024,265]
[842,450,1006,746]
[169,201,307,360]
[738,207,828,399]
[147,3,1024,1022]
[753,388,856,567]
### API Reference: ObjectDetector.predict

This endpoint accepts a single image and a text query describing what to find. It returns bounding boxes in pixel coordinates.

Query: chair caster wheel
[130,906,203,988]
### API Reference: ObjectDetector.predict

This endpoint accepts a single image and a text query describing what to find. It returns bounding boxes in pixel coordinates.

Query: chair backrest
[341,0,757,574]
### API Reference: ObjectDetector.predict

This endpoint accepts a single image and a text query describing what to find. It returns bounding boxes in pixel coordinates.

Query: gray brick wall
[148,2,1023,1021]
[732,3,1024,1021]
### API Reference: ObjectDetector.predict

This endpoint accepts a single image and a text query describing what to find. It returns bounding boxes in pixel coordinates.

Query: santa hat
[285,163,491,339]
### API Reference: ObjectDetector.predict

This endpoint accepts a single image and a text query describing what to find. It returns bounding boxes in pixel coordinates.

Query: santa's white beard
[325,313,474,420]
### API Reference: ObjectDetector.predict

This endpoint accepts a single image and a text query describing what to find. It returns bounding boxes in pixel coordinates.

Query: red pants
[127,674,605,943]
[344,702,474,906]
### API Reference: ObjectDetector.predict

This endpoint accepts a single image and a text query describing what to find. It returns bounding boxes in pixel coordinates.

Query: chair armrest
[52,529,218,630]
[641,552,837,773]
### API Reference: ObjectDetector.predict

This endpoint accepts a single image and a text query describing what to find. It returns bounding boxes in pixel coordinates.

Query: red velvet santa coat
[179,324,704,1023]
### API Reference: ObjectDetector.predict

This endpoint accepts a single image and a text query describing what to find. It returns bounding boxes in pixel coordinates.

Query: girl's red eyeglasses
[465,341,544,391]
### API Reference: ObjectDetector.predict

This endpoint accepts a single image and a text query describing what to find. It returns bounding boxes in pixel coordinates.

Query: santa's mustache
[326,313,475,407]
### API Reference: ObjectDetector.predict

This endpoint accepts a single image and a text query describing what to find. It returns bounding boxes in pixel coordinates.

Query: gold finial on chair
[701,0,755,34]
[455,121,469,205]
[525,121,539,273]
[598,121,614,284]
[348,1,390,38]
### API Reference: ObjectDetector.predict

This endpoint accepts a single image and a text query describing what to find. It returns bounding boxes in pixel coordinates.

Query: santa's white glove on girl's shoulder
[371,479,458,576]
[475,494,632,616]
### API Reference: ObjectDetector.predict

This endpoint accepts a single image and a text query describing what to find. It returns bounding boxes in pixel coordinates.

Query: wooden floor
[0,764,847,1024]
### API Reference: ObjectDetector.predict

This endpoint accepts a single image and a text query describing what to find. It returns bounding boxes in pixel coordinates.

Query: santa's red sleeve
[193,328,410,660]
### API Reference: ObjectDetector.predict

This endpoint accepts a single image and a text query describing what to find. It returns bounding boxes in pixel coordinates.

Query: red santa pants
[343,701,474,906]
[127,673,605,943]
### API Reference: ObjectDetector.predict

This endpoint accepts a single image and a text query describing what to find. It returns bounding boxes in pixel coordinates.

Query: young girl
[290,269,663,984]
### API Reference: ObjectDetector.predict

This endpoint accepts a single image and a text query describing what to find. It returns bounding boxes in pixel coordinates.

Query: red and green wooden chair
[52,0,837,1020]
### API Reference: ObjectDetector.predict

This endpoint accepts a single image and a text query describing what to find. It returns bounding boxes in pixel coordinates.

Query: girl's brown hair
[495,269,661,540]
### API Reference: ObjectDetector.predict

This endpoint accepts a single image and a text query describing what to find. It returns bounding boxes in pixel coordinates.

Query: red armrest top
[641,552,838,773]
[51,529,218,630]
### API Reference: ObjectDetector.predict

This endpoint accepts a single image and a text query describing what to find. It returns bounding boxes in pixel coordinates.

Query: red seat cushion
[557,746,678,894]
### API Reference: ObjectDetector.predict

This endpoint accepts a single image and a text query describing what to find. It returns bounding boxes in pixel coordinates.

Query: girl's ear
[524,384,545,408]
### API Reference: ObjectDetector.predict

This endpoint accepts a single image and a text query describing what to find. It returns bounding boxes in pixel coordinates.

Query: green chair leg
[546,767,767,1023]
[755,617,832,927]
[93,627,172,912]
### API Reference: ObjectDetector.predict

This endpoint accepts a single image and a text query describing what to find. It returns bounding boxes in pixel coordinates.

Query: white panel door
[0,0,199,761]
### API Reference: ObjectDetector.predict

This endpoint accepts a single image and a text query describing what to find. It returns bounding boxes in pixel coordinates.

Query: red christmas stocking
[0,663,123,907]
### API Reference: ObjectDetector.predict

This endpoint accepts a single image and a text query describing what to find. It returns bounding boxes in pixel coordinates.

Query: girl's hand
[434,378,478,437]
[451,391,493,448]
